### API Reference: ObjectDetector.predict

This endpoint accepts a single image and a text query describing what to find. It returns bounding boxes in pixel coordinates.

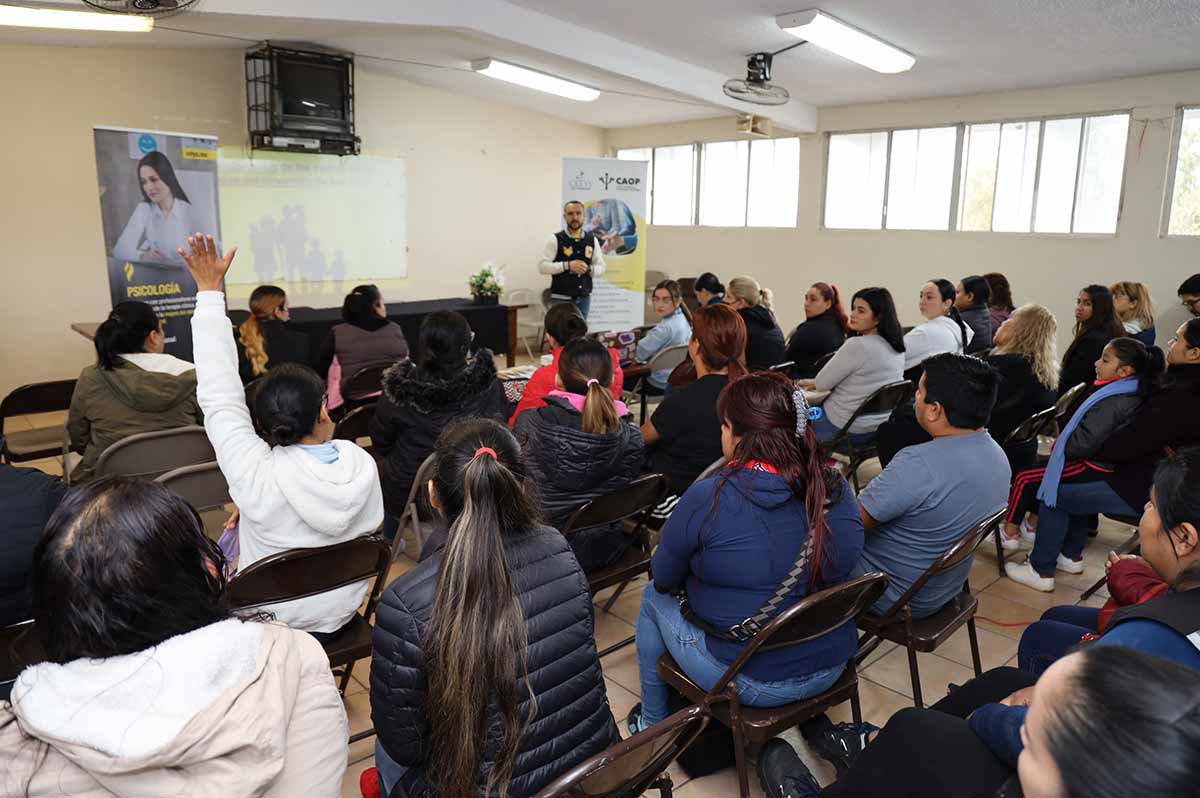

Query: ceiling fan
[722,42,805,107]
[81,0,200,17]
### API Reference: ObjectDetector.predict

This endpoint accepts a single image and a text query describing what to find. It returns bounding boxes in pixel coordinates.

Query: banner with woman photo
[561,157,648,333]
[93,126,222,360]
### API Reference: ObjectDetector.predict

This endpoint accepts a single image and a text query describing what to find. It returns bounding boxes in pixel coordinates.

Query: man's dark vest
[1109,587,1200,652]
[550,231,598,298]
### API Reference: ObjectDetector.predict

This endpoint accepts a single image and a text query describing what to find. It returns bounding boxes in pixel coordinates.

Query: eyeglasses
[1181,297,1200,309]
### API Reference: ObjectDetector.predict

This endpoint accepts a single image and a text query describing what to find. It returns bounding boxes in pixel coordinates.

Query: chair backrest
[333,403,377,442]
[695,457,726,483]
[811,350,837,374]
[1002,406,1057,447]
[393,452,438,559]
[96,426,215,480]
[155,461,230,512]
[713,573,890,683]
[870,508,1007,627]
[1055,382,1087,419]
[0,379,76,433]
[768,360,796,375]
[227,535,391,614]
[827,380,913,449]
[646,344,690,373]
[1,620,44,688]
[342,361,394,402]
[532,704,709,798]
[562,473,669,536]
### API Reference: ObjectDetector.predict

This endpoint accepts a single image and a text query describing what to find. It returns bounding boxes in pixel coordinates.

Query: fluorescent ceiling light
[0,3,153,32]
[471,58,599,102]
[777,9,914,74]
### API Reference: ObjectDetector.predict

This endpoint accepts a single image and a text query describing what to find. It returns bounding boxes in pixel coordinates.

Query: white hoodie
[0,621,347,797]
[191,291,385,632]
[903,314,975,371]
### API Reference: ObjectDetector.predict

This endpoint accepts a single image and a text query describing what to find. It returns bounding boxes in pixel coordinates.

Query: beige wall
[605,70,1200,354]
[0,45,602,398]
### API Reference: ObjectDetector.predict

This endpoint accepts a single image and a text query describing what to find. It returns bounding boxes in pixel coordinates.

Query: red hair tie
[474,446,498,459]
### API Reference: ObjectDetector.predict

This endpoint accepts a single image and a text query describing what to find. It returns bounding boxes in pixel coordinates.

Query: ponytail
[426,419,540,798]
[949,306,969,351]
[759,288,774,314]
[94,301,161,370]
[1107,337,1166,399]
[560,338,620,434]
[728,276,774,317]
[932,278,969,351]
[240,285,287,378]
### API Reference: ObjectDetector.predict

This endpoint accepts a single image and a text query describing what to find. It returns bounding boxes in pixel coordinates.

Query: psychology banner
[93,126,222,360]
[561,157,648,333]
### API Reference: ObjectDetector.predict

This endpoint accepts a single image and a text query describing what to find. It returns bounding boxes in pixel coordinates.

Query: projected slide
[218,149,407,286]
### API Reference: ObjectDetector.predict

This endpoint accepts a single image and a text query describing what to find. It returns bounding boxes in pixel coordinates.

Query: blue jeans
[1018,606,1101,675]
[812,415,877,447]
[1030,481,1138,577]
[635,582,846,726]
[375,741,407,797]
[551,293,591,319]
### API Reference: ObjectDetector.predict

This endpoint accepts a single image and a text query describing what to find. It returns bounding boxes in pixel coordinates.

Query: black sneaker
[758,739,820,798]
[626,703,645,736]
[799,715,878,778]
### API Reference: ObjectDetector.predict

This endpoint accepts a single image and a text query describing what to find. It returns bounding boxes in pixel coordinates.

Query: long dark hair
[960,274,991,308]
[983,272,1015,312]
[342,284,383,326]
[419,310,472,377]
[1151,447,1200,586]
[136,151,191,205]
[932,278,969,350]
[714,372,843,587]
[1105,337,1166,399]
[250,363,325,446]
[692,304,748,380]
[852,287,905,353]
[33,477,229,663]
[543,302,588,347]
[425,419,540,798]
[559,338,620,434]
[1065,284,1125,364]
[813,282,850,334]
[655,279,692,324]
[1048,646,1200,798]
[94,301,160,370]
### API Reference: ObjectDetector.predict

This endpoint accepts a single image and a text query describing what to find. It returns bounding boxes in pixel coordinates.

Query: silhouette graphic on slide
[331,249,347,287]
[306,238,328,283]
[249,215,279,283]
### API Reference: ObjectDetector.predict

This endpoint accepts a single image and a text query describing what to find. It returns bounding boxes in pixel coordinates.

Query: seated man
[853,353,1010,618]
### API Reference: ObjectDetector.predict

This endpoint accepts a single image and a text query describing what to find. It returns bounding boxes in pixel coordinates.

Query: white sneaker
[1056,554,1084,574]
[999,533,1022,551]
[1005,560,1055,592]
[1019,517,1037,544]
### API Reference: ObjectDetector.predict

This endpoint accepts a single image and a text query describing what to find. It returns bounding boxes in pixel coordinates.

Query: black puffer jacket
[371,526,620,798]
[738,305,787,371]
[370,353,509,516]
[514,394,645,572]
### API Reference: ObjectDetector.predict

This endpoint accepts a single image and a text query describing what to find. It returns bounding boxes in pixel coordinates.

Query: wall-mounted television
[246,45,360,156]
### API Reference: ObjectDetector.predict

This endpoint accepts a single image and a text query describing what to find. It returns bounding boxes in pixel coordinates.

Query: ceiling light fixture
[0,3,154,31]
[470,58,599,102]
[776,9,914,74]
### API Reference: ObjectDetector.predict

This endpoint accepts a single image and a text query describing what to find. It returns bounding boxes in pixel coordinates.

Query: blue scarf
[1037,377,1139,508]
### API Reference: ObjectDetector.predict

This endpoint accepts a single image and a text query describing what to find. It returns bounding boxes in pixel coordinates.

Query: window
[827,111,1130,235]
[616,147,652,222]
[747,137,801,227]
[650,144,695,225]
[1167,106,1200,236]
[699,140,749,226]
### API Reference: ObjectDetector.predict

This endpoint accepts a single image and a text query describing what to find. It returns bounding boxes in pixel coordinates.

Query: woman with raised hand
[515,337,644,573]
[784,282,849,378]
[181,234,384,634]
[0,478,348,797]
[370,418,618,798]
[236,284,311,384]
[724,275,787,370]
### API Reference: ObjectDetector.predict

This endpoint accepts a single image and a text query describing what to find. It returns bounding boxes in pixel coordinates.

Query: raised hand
[179,233,237,292]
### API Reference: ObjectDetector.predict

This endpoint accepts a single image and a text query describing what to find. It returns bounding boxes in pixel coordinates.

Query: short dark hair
[1182,317,1200,349]
[252,363,326,446]
[1151,447,1200,584]
[1178,274,1200,296]
[543,302,588,346]
[94,300,160,370]
[961,275,991,307]
[694,272,725,295]
[921,352,999,429]
[563,200,584,212]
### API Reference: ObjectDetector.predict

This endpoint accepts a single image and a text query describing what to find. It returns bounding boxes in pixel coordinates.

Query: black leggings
[820,668,1036,798]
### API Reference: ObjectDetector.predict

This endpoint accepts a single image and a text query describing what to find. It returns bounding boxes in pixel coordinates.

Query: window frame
[1162,104,1200,238]
[820,108,1133,236]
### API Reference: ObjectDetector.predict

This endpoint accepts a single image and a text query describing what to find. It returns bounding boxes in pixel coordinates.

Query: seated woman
[1112,280,1157,347]
[0,478,348,797]
[986,304,1060,472]
[643,303,747,503]
[635,279,692,394]
[628,372,864,732]
[954,274,993,354]
[370,310,508,542]
[515,338,644,572]
[1058,283,1125,397]
[1004,338,1164,583]
[509,302,623,426]
[725,276,787,370]
[983,271,1015,333]
[902,279,971,381]
[236,285,311,385]
[693,271,725,306]
[183,235,384,635]
[369,419,619,798]
[313,284,408,407]
[784,282,848,378]
[67,300,203,484]
[798,287,906,445]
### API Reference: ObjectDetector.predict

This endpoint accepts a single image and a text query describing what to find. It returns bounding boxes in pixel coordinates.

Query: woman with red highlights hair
[627,371,866,733]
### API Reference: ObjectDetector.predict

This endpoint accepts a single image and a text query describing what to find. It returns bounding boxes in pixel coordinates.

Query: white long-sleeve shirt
[903,315,973,371]
[537,232,607,278]
[112,199,211,265]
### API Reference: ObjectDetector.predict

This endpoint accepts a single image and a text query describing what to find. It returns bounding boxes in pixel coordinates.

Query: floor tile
[1077,592,1108,609]
[6,415,34,431]
[967,555,1003,592]
[857,639,898,670]
[984,574,1082,613]
[973,592,1042,640]
[606,583,646,627]
[860,646,975,704]
[600,642,641,696]
[25,457,63,477]
[606,677,641,736]
[342,755,374,798]
[22,411,68,428]
[673,763,765,797]
[344,689,374,739]
[594,608,637,654]
[934,624,1019,672]
[827,676,914,728]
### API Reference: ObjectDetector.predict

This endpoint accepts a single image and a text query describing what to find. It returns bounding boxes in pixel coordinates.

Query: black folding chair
[0,379,76,463]
[823,380,914,492]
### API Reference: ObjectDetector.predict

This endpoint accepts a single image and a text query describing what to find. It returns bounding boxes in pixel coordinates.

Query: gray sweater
[814,335,906,432]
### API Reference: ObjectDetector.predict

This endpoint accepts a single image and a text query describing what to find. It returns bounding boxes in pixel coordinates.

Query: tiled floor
[14,426,1132,798]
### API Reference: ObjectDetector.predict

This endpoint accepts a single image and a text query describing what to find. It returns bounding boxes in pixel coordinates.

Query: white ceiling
[10,0,1200,127]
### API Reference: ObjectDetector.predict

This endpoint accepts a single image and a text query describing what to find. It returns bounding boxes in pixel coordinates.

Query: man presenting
[539,200,606,319]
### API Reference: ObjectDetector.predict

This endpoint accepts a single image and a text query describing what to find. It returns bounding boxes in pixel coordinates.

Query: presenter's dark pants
[551,293,591,319]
